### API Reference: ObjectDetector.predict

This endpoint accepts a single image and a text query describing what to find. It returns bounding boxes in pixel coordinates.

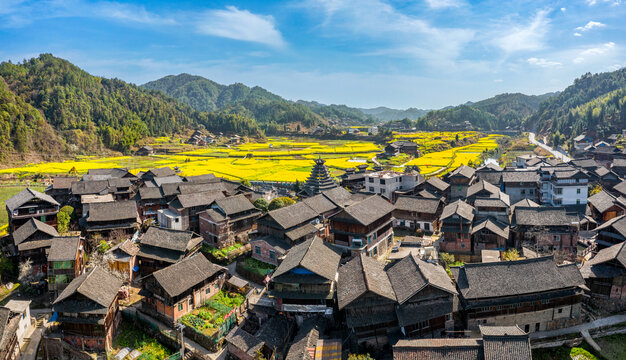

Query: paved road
[528,132,571,162]
[529,314,626,340]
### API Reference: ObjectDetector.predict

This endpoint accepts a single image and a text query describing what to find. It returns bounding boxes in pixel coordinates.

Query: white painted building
[540,167,589,206]
[364,170,423,199]
[3,300,32,346]
[368,126,379,135]
[157,208,184,230]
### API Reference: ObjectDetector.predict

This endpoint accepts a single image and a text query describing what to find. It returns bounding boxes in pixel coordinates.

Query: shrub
[268,197,295,211]
[253,198,269,212]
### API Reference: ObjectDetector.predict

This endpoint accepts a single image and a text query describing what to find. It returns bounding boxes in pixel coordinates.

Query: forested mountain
[526,68,626,140]
[359,106,429,121]
[295,100,374,124]
[0,54,262,157]
[143,74,329,132]
[412,93,556,131]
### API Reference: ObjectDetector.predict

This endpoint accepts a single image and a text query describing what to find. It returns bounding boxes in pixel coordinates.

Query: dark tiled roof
[393,338,483,360]
[71,180,110,195]
[264,202,319,230]
[87,200,138,222]
[394,196,442,214]
[580,242,626,279]
[285,223,318,242]
[138,187,164,200]
[146,167,176,178]
[387,254,457,304]
[426,177,450,192]
[513,206,577,227]
[594,214,626,238]
[178,182,227,195]
[340,195,394,226]
[48,236,81,262]
[204,209,226,222]
[152,254,225,297]
[250,236,289,254]
[471,218,510,239]
[614,181,626,196]
[5,188,59,211]
[480,325,532,360]
[501,171,539,183]
[571,159,599,169]
[184,174,219,184]
[337,253,396,310]
[448,165,476,179]
[467,180,501,198]
[52,177,77,190]
[321,187,357,207]
[53,266,122,310]
[12,218,59,245]
[589,190,626,213]
[302,194,338,214]
[441,200,474,222]
[87,168,132,178]
[17,239,53,251]
[140,226,198,252]
[272,237,340,282]
[172,191,225,209]
[510,199,540,213]
[285,317,324,360]
[454,256,584,300]
[214,194,256,215]
[152,175,183,187]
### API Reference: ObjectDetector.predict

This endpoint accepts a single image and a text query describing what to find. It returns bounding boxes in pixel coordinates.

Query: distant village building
[134,145,154,156]
[364,170,423,200]
[539,167,589,206]
[199,194,262,248]
[11,218,59,274]
[438,200,475,257]
[511,206,579,254]
[580,242,626,301]
[446,166,477,200]
[392,196,443,233]
[5,188,60,232]
[47,236,85,296]
[339,165,372,191]
[384,141,420,157]
[135,226,203,277]
[573,134,593,152]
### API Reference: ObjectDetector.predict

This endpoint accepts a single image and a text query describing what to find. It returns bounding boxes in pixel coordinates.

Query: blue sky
[0,0,625,109]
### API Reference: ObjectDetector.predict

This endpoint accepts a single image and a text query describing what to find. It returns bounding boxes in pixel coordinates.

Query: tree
[57,205,74,234]
[241,179,251,188]
[268,197,295,211]
[503,248,520,261]
[440,252,455,267]
[253,198,269,212]
[0,252,14,284]
[589,184,602,196]
[293,179,302,193]
[254,349,267,360]
[348,354,374,360]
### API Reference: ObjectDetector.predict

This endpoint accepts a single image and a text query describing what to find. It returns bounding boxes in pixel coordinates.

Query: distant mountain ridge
[359,106,429,121]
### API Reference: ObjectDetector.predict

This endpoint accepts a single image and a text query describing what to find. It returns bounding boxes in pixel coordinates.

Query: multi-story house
[387,254,457,338]
[257,202,321,244]
[471,217,510,254]
[5,188,60,232]
[587,190,626,223]
[364,170,423,200]
[330,195,394,258]
[611,158,626,177]
[501,171,540,204]
[2,300,32,358]
[249,235,289,266]
[593,214,626,249]
[47,236,85,296]
[473,195,510,224]
[199,194,262,248]
[475,163,503,187]
[268,237,340,316]
[392,196,443,233]
[105,240,139,283]
[589,167,621,189]
[337,254,397,346]
[136,226,203,277]
[163,191,225,232]
[511,206,579,254]
[580,242,626,301]
[141,254,227,325]
[573,134,593,152]
[438,200,475,257]
[465,180,502,205]
[11,218,59,274]
[540,167,589,206]
[446,166,476,200]
[45,177,77,206]
[135,187,166,222]
[83,200,140,236]
[52,266,123,351]
[451,256,585,333]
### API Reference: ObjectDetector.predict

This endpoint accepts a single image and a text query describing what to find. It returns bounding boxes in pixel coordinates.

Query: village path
[529,314,626,341]
[528,132,571,162]
[19,322,44,360]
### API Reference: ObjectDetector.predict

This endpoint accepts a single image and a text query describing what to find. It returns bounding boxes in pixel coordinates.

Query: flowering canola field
[0,134,503,181]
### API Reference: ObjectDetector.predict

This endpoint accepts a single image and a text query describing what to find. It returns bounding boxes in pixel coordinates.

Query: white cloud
[575,21,606,32]
[306,0,474,67]
[560,7,566,12]
[493,10,551,53]
[196,6,285,48]
[424,0,464,9]
[586,0,622,6]
[574,32,582,37]
[527,57,561,67]
[573,42,616,63]
[93,2,176,25]
[493,79,503,83]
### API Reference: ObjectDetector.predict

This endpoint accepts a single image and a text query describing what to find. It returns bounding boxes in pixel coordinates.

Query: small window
[269,250,276,260]
[558,308,563,314]
[524,324,530,333]
[381,189,386,194]
[577,188,581,194]
[369,187,374,192]
[178,303,183,311]
[206,288,210,294]
[553,235,561,242]
[521,189,526,195]
[535,323,540,331]
[368,178,374,183]
[380,179,386,185]
[255,246,261,255]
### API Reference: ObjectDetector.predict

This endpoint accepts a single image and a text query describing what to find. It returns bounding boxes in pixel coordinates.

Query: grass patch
[239,257,276,276]
[0,185,46,226]
[201,243,244,261]
[533,341,605,360]
[595,333,626,360]
[113,321,172,360]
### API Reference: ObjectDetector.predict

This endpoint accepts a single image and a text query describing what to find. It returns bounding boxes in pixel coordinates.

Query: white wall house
[157,208,183,230]
[3,300,32,345]
[540,167,589,206]
[364,171,422,199]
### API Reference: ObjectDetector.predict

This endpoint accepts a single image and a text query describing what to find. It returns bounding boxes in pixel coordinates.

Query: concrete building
[364,170,423,199]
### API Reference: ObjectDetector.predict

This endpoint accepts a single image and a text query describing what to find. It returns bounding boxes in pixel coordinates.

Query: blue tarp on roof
[48,312,58,322]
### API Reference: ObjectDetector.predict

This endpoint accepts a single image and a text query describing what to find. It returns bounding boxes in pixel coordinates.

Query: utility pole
[176,322,185,359]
